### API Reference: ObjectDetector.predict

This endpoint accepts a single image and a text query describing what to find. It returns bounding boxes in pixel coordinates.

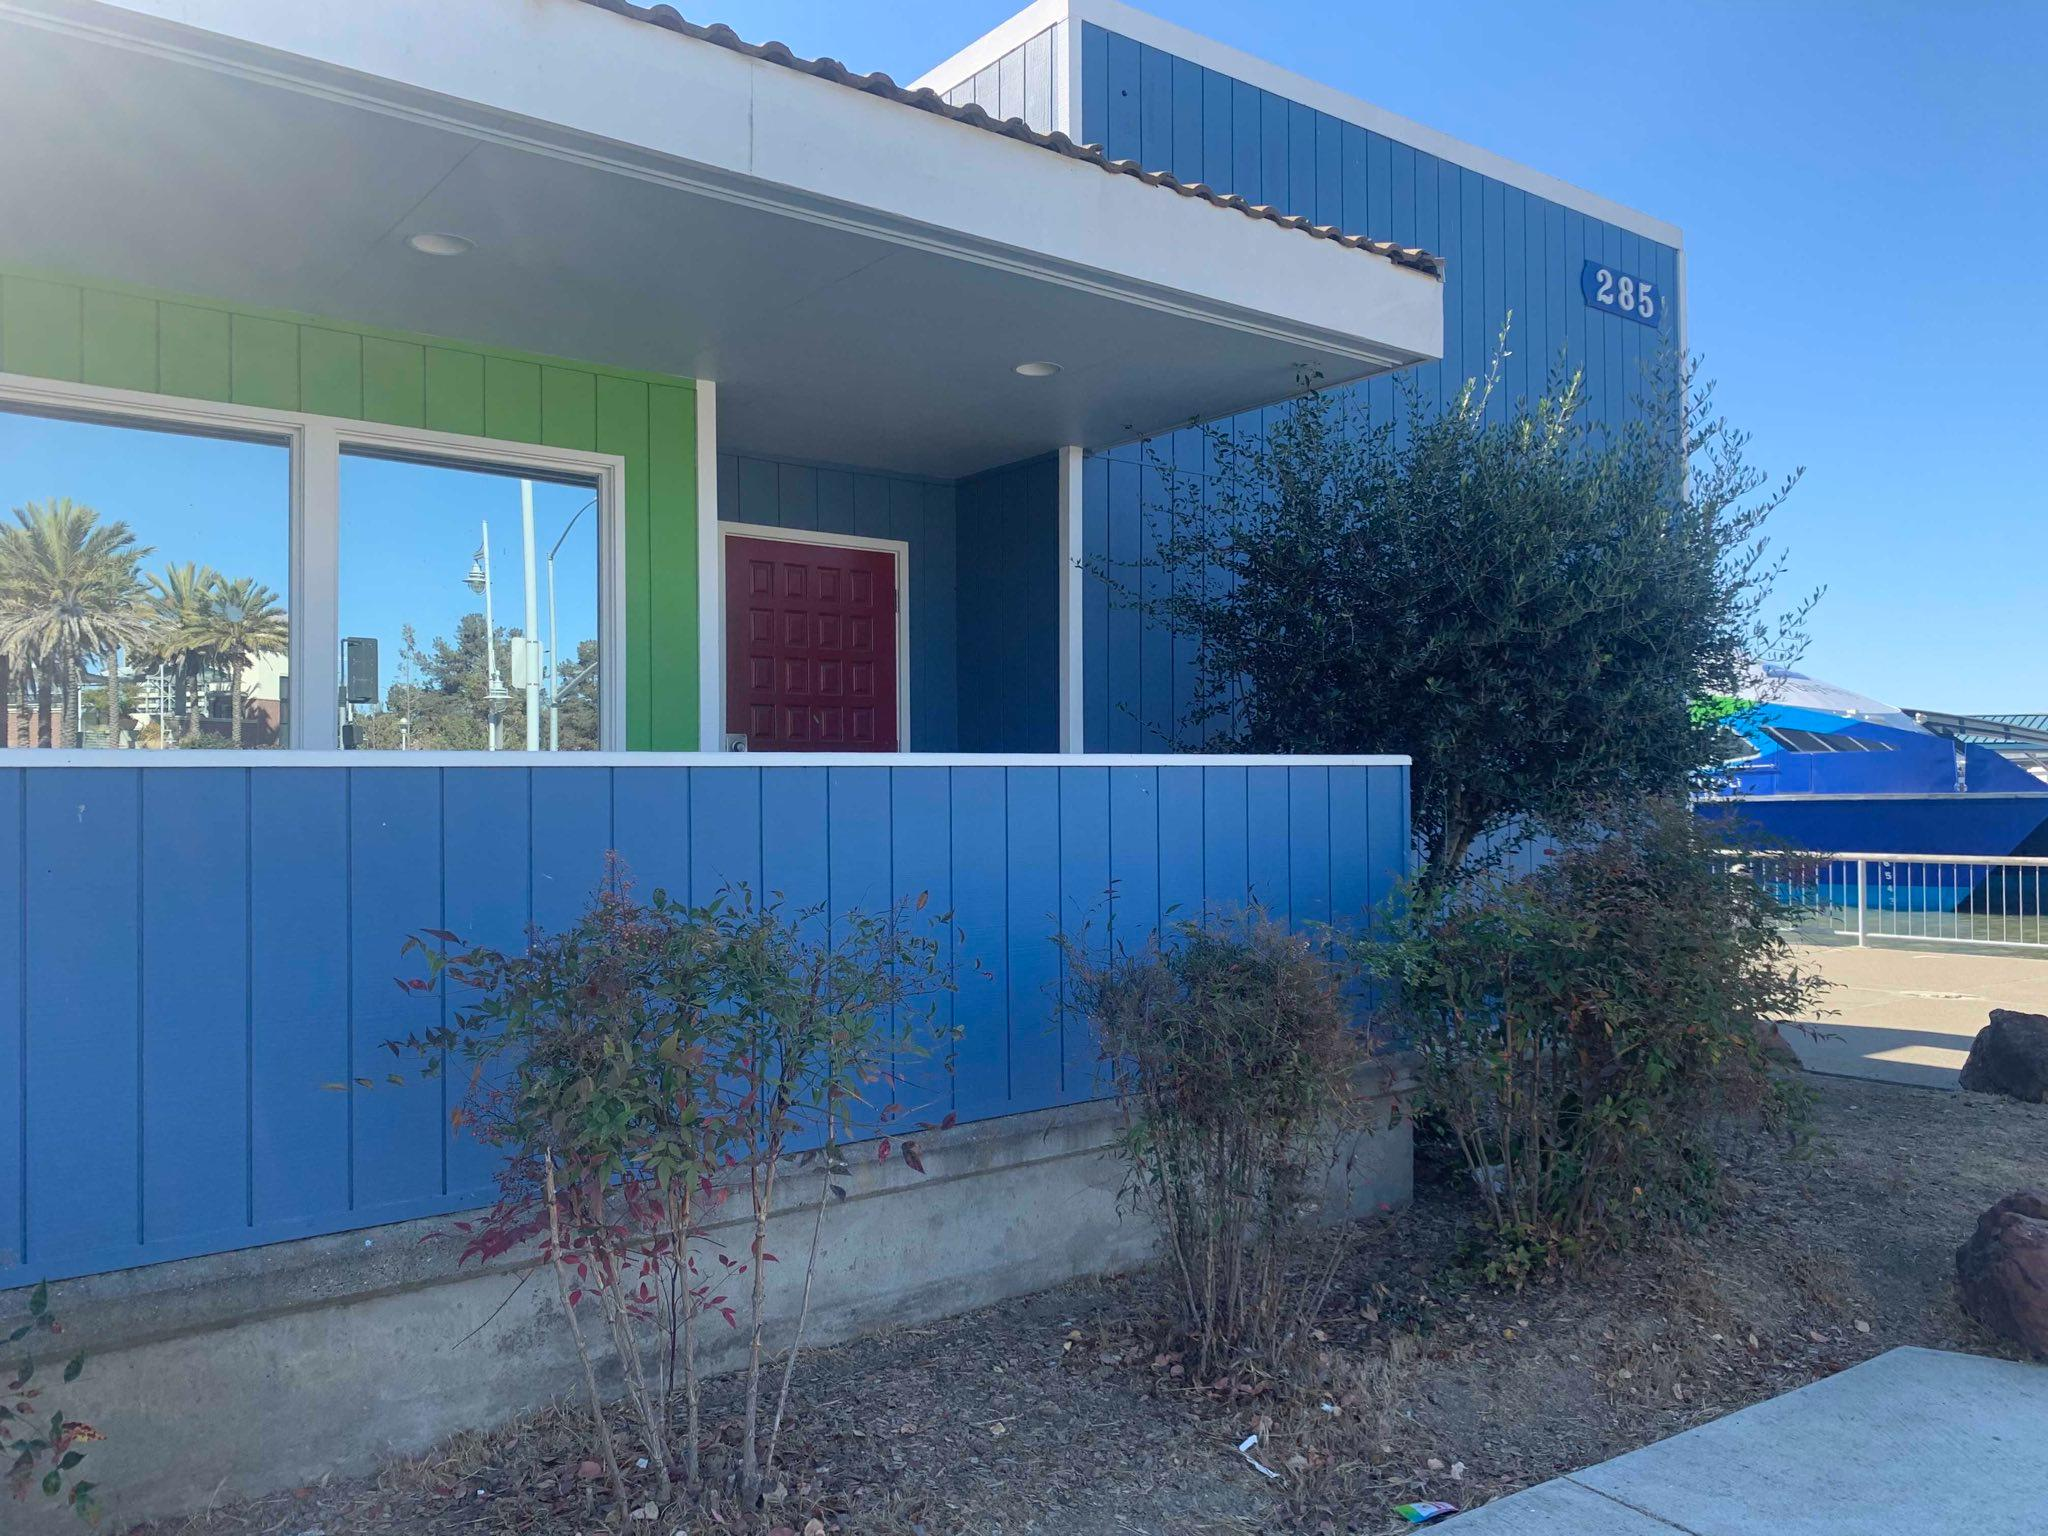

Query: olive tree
[1111,353,1811,884]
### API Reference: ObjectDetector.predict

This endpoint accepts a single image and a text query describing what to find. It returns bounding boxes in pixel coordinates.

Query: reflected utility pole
[466,524,508,751]
[521,481,541,753]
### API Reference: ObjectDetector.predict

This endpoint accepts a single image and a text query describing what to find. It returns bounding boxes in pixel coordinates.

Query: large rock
[1955,1190,2048,1359]
[1958,1009,2048,1102]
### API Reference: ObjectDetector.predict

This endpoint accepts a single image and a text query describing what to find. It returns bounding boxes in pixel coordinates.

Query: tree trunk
[51,667,70,749]
[229,667,245,748]
[106,649,123,749]
[0,655,10,749]
[73,656,88,749]
[184,666,202,742]
[35,665,53,748]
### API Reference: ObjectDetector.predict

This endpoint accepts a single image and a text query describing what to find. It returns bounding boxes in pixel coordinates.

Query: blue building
[0,1,1674,1519]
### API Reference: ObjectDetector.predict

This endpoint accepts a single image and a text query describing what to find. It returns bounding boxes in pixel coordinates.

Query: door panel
[725,534,900,751]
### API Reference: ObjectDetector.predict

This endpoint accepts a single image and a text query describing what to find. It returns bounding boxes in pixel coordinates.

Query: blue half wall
[0,756,1409,1285]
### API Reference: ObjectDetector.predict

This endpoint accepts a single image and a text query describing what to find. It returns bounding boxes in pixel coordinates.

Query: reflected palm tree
[143,561,224,741]
[0,498,152,747]
[183,575,287,748]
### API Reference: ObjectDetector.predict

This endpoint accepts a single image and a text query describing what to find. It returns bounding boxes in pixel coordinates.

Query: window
[1708,725,1759,763]
[1761,726,1895,754]
[338,453,601,751]
[0,404,291,750]
[0,378,621,753]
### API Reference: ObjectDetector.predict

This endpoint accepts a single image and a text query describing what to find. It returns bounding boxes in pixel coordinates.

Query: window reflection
[0,407,290,749]
[338,453,601,751]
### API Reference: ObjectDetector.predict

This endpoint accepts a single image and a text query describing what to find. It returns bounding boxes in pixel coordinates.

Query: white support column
[296,423,340,750]
[1056,444,1086,753]
[694,379,722,753]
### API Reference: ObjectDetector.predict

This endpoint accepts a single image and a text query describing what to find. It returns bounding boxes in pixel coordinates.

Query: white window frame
[0,370,628,753]
[715,520,913,753]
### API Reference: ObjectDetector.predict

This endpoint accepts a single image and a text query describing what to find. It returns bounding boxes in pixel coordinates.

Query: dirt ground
[140,1075,2044,1536]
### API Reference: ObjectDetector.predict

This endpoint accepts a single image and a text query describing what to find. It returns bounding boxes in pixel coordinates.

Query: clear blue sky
[728,0,2048,714]
[9,4,2037,715]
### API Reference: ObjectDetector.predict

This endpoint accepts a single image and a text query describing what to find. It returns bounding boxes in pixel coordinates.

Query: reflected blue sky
[0,409,601,715]
[0,408,289,597]
[338,453,600,705]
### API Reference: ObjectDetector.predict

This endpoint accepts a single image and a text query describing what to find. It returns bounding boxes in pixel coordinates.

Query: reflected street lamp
[521,481,541,753]
[546,497,596,752]
[469,522,509,751]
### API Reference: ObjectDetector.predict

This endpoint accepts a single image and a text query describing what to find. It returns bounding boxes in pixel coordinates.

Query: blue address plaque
[1580,259,1663,328]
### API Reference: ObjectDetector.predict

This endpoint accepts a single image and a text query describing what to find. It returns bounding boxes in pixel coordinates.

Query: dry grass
[134,1075,2045,1536]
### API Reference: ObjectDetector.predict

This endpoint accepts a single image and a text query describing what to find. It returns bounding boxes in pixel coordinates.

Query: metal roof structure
[580,0,1447,276]
[1908,709,2048,748]
[1908,709,2048,784]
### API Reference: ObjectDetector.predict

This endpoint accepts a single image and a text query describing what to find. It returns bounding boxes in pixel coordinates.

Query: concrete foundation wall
[6,1065,1412,1530]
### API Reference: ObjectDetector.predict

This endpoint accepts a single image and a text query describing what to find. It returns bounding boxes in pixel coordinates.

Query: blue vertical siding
[25,769,140,1269]
[1076,24,1680,750]
[140,772,251,1249]
[0,772,23,1271]
[719,452,960,752]
[0,757,1408,1285]
[1001,764,1062,1113]
[954,455,1061,752]
[248,770,351,1229]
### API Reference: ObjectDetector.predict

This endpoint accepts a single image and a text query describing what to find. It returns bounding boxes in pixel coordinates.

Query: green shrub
[3,1281,99,1521]
[1061,914,1373,1373]
[1373,800,1817,1278]
[393,864,953,1522]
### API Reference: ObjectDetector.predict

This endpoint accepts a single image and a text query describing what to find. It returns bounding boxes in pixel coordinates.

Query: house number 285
[1580,260,1661,327]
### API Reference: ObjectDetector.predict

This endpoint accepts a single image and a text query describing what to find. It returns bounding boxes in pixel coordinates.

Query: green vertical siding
[80,290,157,392]
[645,384,697,748]
[229,315,298,410]
[2,278,83,381]
[0,270,701,749]
[157,304,230,401]
[298,329,363,419]
[423,346,486,438]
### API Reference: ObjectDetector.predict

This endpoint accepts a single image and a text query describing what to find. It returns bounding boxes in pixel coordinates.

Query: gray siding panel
[933,24,1061,133]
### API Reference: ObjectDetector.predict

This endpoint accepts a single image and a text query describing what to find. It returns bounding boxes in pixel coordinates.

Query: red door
[725,534,900,751]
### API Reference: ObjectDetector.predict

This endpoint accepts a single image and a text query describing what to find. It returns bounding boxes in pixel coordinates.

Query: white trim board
[0,749,1412,769]
[695,380,722,752]
[715,520,915,754]
[914,0,1683,250]
[1055,445,1085,752]
[0,369,630,752]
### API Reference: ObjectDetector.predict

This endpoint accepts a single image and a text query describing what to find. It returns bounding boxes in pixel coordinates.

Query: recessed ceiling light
[1013,360,1061,378]
[406,232,474,257]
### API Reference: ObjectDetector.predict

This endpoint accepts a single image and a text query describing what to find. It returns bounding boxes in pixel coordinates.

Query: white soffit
[12,0,1444,366]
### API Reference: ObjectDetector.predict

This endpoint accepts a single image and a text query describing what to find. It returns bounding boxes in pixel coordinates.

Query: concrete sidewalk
[1783,941,2048,1088]
[1448,1347,2048,1534]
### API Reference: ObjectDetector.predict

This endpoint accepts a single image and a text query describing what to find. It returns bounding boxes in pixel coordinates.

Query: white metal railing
[1719,850,2048,952]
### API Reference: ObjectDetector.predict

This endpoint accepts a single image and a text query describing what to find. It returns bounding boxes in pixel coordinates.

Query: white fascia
[37,0,1442,370]
[914,0,1683,251]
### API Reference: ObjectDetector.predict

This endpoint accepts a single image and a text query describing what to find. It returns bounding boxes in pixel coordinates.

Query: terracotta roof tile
[579,0,1445,277]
